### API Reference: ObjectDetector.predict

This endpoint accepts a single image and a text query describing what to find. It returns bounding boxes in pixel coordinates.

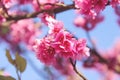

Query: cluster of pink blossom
[74,14,104,31]
[74,0,108,17]
[10,19,40,49]
[33,16,89,65]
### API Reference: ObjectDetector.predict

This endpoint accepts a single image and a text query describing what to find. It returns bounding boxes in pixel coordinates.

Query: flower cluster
[33,16,89,65]
[74,0,108,17]
[10,19,40,48]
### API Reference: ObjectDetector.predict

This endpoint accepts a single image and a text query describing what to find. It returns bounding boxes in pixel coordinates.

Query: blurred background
[0,0,120,80]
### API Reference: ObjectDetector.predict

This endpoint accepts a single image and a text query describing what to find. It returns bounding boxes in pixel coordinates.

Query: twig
[15,67,21,80]
[70,58,87,80]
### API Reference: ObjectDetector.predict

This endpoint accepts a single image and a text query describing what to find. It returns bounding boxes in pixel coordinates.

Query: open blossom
[33,16,89,65]
[51,30,76,58]
[73,39,90,57]
[33,37,56,65]
[45,15,64,34]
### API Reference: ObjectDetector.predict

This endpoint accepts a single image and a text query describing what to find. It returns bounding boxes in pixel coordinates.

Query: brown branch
[4,0,111,21]
[6,4,75,21]
[2,0,111,21]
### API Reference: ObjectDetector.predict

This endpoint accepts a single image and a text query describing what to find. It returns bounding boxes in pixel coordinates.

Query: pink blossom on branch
[33,16,90,65]
[46,16,90,58]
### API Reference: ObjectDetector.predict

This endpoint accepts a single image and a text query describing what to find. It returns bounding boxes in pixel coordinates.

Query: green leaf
[15,53,27,73]
[0,75,15,80]
[6,49,14,65]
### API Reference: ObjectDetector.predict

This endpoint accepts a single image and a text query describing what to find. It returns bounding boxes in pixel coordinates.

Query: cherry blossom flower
[33,37,56,65]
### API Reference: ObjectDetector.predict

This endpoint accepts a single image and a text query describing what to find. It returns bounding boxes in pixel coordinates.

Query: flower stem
[16,68,21,80]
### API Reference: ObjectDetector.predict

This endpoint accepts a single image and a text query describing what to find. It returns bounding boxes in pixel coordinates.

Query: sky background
[0,1,120,80]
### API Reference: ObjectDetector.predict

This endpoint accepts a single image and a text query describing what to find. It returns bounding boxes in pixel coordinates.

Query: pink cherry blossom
[73,39,90,57]
[51,30,75,58]
[47,16,90,58]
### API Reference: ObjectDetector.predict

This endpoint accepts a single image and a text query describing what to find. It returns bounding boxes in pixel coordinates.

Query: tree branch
[6,4,75,21]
